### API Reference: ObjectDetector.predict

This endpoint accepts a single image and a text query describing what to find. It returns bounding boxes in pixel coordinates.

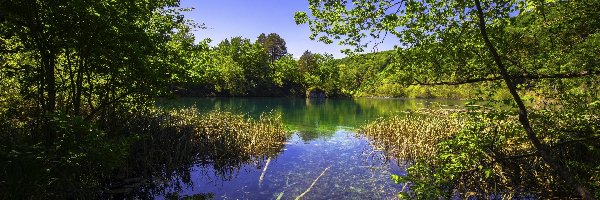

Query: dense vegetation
[173,35,543,99]
[177,41,510,99]
[297,0,600,198]
[1,0,599,199]
[0,0,289,198]
[361,106,600,198]
[174,36,340,97]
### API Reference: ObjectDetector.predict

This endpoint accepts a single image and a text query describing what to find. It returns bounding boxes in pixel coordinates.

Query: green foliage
[299,1,600,197]
[180,35,296,96]
[364,104,600,198]
[273,55,302,87]
[296,0,599,97]
[1,0,598,198]
[272,55,305,95]
[0,0,291,198]
[257,33,288,63]
[330,50,484,99]
[0,0,199,133]
[0,113,130,199]
[179,42,352,97]
[304,53,342,96]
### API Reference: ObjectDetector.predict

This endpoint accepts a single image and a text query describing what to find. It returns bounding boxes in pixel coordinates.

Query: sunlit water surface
[154,98,465,199]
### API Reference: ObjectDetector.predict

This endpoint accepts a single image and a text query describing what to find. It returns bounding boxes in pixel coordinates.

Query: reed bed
[110,107,288,198]
[359,109,466,161]
[167,108,287,158]
[358,107,600,199]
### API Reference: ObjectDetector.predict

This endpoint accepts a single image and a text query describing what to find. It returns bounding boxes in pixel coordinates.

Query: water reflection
[158,131,405,200]
[158,97,464,142]
[137,98,466,199]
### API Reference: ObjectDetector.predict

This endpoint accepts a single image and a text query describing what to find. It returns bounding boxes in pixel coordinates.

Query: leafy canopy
[295,0,600,85]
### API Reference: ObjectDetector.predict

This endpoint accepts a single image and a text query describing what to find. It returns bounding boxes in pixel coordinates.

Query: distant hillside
[333,50,491,99]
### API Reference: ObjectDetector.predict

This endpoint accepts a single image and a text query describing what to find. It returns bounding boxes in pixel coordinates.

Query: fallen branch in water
[295,166,331,200]
[276,191,284,200]
[259,157,272,187]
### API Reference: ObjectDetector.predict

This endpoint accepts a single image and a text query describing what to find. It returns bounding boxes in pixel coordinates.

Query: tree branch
[474,0,593,198]
[84,89,140,121]
[410,70,600,86]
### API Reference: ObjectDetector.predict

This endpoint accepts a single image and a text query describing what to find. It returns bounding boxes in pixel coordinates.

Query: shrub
[361,106,600,199]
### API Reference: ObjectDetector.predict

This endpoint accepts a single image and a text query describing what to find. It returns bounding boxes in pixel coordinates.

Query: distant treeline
[175,42,527,100]
[171,33,342,97]
[177,37,596,102]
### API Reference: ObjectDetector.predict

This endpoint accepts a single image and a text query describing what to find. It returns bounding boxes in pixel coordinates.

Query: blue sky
[179,0,398,58]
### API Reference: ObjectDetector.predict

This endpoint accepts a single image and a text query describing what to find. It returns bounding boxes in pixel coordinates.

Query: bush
[362,105,600,199]
[0,113,130,199]
[0,107,288,199]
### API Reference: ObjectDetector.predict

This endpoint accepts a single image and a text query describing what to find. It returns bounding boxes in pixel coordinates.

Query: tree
[257,33,267,46]
[257,33,288,63]
[272,55,304,95]
[336,51,396,94]
[214,37,271,95]
[297,51,340,95]
[298,50,317,73]
[0,0,206,198]
[296,0,599,198]
[0,0,196,141]
[312,53,340,95]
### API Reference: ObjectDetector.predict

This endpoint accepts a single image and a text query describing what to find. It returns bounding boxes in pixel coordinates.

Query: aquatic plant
[359,109,465,161]
[360,106,600,199]
[110,107,288,198]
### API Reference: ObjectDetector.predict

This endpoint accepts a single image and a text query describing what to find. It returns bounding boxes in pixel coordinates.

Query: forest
[1,0,599,199]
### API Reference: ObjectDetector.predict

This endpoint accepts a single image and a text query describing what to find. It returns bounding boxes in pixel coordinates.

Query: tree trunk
[74,56,85,115]
[473,0,593,199]
[41,47,57,145]
[43,52,56,110]
[66,48,74,113]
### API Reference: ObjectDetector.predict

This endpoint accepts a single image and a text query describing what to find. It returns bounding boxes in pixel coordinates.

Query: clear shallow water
[155,98,465,199]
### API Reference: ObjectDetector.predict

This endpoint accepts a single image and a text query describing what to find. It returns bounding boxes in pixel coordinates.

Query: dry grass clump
[359,109,465,161]
[110,107,288,197]
[156,108,288,179]
[167,108,287,158]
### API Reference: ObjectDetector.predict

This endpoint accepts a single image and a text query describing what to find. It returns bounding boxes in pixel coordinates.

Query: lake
[153,97,466,200]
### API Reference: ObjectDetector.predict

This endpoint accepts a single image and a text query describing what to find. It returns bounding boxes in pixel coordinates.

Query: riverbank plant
[360,102,600,199]
[360,109,466,161]
[0,106,287,199]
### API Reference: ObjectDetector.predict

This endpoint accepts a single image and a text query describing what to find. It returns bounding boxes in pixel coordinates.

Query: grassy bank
[360,105,600,199]
[0,107,287,199]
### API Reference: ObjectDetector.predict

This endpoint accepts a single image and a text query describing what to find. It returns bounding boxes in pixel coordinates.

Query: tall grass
[110,107,288,198]
[359,109,465,161]
[358,107,600,199]
[0,106,288,199]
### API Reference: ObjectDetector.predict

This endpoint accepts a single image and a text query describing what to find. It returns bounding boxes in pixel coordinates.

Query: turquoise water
[155,98,465,199]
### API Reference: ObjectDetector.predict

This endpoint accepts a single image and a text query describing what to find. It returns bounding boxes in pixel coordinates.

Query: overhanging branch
[411,70,600,86]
